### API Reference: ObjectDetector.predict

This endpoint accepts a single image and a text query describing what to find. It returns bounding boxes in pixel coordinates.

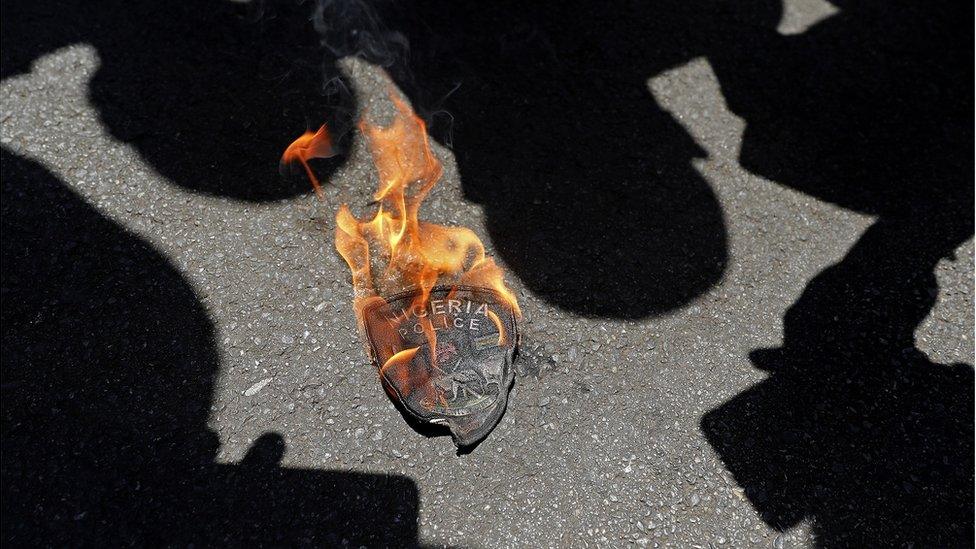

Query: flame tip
[281,123,337,198]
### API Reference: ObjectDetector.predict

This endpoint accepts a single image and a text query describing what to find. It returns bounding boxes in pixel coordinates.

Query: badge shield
[361,285,519,447]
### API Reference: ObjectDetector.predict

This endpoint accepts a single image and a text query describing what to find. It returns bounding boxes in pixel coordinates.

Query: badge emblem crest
[361,285,519,447]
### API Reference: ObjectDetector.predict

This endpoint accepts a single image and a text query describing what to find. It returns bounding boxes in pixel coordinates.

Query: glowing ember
[282,92,521,446]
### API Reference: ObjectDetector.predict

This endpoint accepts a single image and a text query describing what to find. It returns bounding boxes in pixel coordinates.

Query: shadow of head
[3,0,729,318]
[0,149,420,546]
[700,218,973,546]
[701,347,973,546]
[372,1,729,319]
[691,1,974,545]
[702,0,971,218]
[1,0,352,202]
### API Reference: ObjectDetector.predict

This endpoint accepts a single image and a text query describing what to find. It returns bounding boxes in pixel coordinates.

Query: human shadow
[1,0,352,201]
[1,0,728,319]
[354,4,973,542]
[698,0,973,546]
[376,1,729,318]
[369,0,970,542]
[1,149,420,546]
[701,217,973,546]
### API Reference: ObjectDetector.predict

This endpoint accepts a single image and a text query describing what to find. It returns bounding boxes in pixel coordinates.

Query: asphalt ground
[2,1,973,547]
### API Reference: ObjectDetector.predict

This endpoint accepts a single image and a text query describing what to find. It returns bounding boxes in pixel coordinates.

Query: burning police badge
[361,286,519,447]
[282,91,521,448]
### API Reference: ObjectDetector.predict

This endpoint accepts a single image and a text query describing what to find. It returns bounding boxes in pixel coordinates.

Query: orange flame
[486,310,508,346]
[330,94,519,310]
[281,124,336,199]
[284,93,519,391]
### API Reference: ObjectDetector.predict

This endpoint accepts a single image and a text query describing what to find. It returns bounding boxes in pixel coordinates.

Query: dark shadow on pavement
[1,149,420,546]
[698,0,973,546]
[381,1,729,319]
[701,217,973,546]
[1,0,351,202]
[1,0,729,319]
[367,0,970,543]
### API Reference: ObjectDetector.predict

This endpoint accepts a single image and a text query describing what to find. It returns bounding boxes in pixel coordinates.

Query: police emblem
[361,285,519,447]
